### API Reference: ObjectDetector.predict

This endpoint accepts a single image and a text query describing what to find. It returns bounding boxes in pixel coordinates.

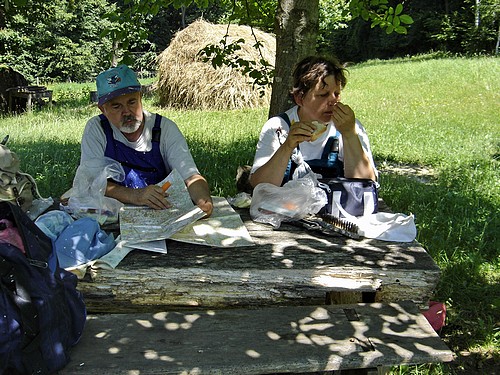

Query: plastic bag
[250,172,327,228]
[290,149,311,180]
[61,158,125,225]
[227,192,252,208]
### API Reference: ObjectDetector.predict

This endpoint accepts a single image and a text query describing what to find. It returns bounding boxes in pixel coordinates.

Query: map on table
[171,197,255,247]
[119,169,205,244]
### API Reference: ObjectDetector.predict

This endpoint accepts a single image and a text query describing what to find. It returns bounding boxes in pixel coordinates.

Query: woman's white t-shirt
[251,105,377,177]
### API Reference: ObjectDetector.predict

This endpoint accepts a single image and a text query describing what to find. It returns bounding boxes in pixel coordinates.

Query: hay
[156,19,275,110]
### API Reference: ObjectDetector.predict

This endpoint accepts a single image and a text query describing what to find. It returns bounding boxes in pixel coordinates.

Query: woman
[249,56,377,188]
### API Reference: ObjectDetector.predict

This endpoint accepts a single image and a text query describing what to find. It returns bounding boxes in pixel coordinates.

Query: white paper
[171,197,254,247]
[119,169,205,243]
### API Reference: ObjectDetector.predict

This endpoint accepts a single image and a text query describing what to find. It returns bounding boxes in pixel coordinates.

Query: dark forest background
[1,0,498,83]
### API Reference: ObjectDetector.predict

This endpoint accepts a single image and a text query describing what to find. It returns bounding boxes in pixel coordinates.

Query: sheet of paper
[93,239,134,270]
[123,239,168,254]
[74,198,253,277]
[171,197,254,247]
[119,169,205,243]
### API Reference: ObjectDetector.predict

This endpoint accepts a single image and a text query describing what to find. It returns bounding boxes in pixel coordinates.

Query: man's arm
[185,174,213,217]
[105,181,171,210]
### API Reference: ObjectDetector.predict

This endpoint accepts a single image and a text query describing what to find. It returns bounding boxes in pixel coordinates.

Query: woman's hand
[331,102,356,137]
[285,120,316,149]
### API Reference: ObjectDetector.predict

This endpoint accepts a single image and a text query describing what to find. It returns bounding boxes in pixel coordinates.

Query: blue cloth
[54,217,115,269]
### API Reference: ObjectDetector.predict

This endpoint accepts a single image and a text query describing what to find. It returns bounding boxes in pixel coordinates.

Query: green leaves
[1,0,117,81]
[6,0,28,8]
[198,36,274,97]
[349,0,413,34]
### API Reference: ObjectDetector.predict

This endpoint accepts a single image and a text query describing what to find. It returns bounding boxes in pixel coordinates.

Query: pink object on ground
[422,301,446,332]
[0,219,25,253]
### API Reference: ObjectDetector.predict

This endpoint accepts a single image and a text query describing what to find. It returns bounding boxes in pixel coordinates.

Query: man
[80,64,213,216]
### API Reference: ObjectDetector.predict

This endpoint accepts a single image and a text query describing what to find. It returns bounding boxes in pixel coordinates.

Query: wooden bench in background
[7,85,52,113]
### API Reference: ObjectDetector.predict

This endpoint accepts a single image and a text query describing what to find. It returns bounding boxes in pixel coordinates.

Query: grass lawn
[1,55,498,374]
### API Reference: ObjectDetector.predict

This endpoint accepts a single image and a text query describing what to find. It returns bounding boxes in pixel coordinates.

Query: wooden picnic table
[7,85,53,112]
[77,205,440,314]
[62,201,453,374]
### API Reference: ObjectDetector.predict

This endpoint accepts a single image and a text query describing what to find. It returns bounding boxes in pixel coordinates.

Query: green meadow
[1,56,498,374]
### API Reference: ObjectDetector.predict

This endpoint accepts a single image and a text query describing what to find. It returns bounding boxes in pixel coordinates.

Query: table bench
[62,302,452,374]
[64,205,453,373]
[7,85,53,112]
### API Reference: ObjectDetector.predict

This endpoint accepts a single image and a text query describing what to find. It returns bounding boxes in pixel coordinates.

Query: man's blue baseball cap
[96,64,141,106]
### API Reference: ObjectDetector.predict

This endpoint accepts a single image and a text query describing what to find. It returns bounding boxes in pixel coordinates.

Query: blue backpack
[0,202,86,375]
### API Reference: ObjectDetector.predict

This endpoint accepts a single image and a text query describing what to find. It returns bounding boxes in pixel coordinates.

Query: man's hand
[195,197,213,218]
[133,185,172,210]
[185,174,213,217]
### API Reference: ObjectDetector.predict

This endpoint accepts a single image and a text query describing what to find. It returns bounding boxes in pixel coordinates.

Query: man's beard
[120,115,142,133]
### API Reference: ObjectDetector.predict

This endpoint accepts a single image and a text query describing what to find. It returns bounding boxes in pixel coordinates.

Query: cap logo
[107,74,122,86]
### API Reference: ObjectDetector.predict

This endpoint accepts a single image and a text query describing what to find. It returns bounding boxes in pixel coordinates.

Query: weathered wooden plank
[61,301,453,374]
[78,209,439,313]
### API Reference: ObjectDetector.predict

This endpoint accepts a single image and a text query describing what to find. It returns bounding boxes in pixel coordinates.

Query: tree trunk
[496,22,500,55]
[112,40,119,67]
[269,0,319,118]
[475,0,480,28]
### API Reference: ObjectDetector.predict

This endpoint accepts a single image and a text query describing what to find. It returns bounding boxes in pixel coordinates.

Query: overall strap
[276,113,296,185]
[321,130,341,159]
[152,113,162,142]
[277,112,291,127]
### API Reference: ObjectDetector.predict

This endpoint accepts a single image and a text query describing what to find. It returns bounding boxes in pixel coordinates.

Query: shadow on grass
[187,137,258,198]
[15,128,257,200]
[15,139,81,199]
[11,105,498,373]
[377,167,499,373]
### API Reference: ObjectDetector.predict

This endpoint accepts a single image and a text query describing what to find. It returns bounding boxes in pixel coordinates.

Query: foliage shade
[318,0,499,60]
[0,56,498,374]
[1,0,498,84]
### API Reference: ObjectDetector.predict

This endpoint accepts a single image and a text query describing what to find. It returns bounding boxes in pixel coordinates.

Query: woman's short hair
[290,56,347,100]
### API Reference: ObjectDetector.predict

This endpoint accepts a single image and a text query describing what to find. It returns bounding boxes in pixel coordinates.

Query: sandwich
[310,121,328,141]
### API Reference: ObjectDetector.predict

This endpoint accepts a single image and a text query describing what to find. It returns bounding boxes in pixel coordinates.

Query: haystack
[157,19,275,110]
